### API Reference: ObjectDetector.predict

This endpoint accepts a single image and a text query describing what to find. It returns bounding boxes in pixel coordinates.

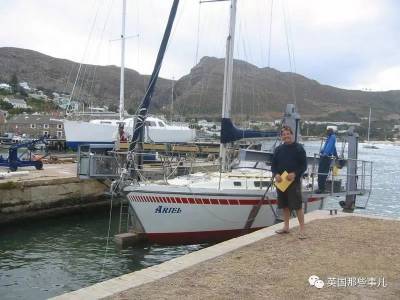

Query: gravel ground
[108,216,400,300]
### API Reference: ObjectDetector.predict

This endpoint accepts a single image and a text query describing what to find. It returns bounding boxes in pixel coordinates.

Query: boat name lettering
[154,205,182,214]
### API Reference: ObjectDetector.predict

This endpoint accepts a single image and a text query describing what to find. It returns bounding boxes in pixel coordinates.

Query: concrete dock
[0,160,219,224]
[0,163,109,224]
[52,211,400,300]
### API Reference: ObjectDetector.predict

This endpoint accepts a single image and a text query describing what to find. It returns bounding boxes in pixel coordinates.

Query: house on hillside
[28,90,48,101]
[0,83,12,92]
[19,82,31,92]
[4,114,64,139]
[0,110,7,125]
[53,94,79,111]
[3,97,30,109]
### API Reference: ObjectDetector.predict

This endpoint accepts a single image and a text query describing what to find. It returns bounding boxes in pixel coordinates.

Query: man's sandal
[298,233,307,240]
[275,229,289,234]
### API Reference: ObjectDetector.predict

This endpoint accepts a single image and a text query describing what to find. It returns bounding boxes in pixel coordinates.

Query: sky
[1,0,400,91]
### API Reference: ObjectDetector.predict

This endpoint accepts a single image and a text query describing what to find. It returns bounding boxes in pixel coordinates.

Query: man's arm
[271,147,282,182]
[271,147,279,176]
[321,135,336,156]
[295,145,307,179]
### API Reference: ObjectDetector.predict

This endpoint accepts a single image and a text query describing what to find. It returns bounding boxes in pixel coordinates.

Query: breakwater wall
[0,177,110,225]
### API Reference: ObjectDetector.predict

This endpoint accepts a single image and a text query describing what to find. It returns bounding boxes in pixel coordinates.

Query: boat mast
[367,107,371,142]
[220,0,237,172]
[119,0,126,121]
[171,76,174,120]
[129,0,179,152]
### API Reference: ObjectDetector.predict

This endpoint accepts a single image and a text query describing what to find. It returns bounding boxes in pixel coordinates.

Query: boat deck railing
[306,155,373,198]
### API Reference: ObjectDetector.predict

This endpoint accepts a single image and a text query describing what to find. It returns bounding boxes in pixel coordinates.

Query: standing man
[316,128,337,193]
[272,126,307,239]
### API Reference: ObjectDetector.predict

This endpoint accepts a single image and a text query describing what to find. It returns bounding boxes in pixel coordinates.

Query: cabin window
[43,131,49,136]
[145,121,156,127]
[254,181,269,188]
[158,121,165,127]
[43,124,49,129]
[57,124,63,129]
[100,121,111,124]
[233,181,242,187]
[57,131,63,138]
[30,124,36,129]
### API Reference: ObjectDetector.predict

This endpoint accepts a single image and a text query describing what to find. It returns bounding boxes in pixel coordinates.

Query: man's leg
[318,156,330,191]
[296,208,305,234]
[276,190,290,233]
[282,207,290,231]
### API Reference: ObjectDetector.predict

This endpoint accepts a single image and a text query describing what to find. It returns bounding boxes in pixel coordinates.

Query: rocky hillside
[175,56,400,121]
[0,47,172,112]
[1,47,400,121]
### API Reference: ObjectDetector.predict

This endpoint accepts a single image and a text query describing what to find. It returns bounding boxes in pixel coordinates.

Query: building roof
[8,114,63,124]
[5,98,27,106]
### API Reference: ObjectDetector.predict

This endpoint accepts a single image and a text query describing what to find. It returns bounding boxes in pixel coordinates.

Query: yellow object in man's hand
[275,171,294,192]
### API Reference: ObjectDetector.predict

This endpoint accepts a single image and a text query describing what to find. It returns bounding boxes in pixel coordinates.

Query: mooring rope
[99,185,115,280]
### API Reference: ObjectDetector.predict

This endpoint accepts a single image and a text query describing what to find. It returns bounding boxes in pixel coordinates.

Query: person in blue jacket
[316,128,338,193]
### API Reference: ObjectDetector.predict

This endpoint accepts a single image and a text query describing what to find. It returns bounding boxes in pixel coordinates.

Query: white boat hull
[63,117,196,150]
[63,120,116,149]
[126,184,322,244]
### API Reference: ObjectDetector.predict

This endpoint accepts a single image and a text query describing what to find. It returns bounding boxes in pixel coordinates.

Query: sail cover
[220,118,278,144]
[129,0,179,151]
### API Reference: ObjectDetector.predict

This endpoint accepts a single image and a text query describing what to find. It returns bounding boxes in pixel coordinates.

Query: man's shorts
[277,181,302,210]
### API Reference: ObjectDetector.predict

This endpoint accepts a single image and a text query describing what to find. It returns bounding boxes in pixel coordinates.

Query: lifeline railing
[307,155,373,198]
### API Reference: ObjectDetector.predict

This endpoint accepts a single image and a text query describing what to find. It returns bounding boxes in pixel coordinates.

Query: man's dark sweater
[271,142,307,182]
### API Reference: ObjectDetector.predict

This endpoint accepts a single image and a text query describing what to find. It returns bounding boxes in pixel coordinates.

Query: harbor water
[1,141,400,300]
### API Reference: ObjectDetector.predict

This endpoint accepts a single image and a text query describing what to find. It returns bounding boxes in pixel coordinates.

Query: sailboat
[363,108,379,149]
[62,0,195,151]
[122,0,323,245]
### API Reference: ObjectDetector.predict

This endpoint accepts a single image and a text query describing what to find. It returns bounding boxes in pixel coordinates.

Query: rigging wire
[86,0,116,111]
[281,0,297,106]
[66,1,104,115]
[194,2,202,66]
[99,188,114,280]
[267,0,274,68]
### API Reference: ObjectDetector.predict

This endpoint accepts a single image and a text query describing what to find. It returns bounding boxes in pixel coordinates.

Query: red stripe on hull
[146,227,264,245]
[129,195,321,205]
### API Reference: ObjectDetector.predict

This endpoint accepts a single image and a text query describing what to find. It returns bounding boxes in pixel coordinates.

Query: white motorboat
[64,116,195,150]
[63,0,195,151]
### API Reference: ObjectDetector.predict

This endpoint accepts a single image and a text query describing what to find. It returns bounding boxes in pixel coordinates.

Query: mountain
[0,47,172,112]
[175,56,400,121]
[1,47,400,121]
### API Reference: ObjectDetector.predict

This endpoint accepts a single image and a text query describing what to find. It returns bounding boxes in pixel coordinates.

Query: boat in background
[64,116,196,150]
[63,0,195,151]
[363,107,379,149]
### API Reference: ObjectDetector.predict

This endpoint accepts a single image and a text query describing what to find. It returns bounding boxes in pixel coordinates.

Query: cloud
[1,0,400,91]
[354,65,400,91]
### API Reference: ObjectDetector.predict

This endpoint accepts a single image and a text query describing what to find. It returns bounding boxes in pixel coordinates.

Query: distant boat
[363,108,379,149]
[63,0,195,150]
[64,116,196,150]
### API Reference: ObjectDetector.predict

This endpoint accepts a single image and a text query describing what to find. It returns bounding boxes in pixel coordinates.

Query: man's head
[281,126,294,144]
[327,128,334,135]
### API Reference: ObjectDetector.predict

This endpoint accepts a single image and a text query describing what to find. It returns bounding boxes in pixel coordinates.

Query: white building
[3,97,30,109]
[28,90,48,101]
[19,82,31,91]
[0,83,12,92]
